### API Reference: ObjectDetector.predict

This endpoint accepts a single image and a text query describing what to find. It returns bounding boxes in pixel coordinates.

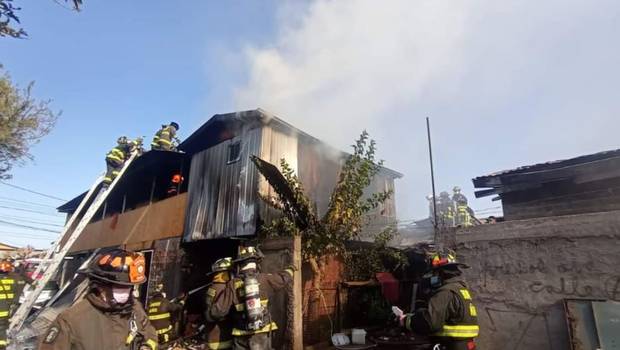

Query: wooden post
[292,235,303,350]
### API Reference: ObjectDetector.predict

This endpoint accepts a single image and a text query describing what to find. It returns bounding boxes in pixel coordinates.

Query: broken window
[227,141,241,164]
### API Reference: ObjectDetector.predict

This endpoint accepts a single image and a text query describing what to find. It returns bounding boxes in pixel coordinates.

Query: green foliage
[0,67,59,179]
[1,0,82,39]
[344,227,409,281]
[255,130,393,262]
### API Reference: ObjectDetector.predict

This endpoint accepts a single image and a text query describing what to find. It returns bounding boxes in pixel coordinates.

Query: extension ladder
[8,152,139,334]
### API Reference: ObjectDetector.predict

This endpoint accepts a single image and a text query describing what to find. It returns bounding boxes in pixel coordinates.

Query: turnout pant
[0,319,8,350]
[104,159,123,186]
[233,333,271,350]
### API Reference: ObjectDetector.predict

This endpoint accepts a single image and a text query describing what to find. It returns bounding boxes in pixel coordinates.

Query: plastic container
[351,328,367,345]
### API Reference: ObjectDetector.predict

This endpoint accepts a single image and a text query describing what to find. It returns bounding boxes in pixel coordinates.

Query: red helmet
[0,260,14,273]
[86,249,146,286]
[429,250,469,269]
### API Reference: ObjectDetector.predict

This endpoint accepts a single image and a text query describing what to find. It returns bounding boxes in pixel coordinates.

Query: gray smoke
[233,0,620,221]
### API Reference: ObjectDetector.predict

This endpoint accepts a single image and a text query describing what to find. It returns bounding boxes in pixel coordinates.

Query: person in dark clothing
[147,284,185,345]
[38,249,157,350]
[215,246,295,350]
[400,251,479,350]
[204,257,234,350]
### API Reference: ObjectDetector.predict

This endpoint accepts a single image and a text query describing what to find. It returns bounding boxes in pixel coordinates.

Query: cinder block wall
[455,210,620,349]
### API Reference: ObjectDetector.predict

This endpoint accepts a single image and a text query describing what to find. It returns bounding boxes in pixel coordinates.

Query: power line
[0,232,56,241]
[0,219,61,233]
[0,215,64,228]
[0,181,67,202]
[0,205,64,217]
[0,196,58,208]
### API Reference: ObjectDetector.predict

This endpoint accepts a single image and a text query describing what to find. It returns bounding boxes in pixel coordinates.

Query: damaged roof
[472,148,620,198]
[58,150,186,213]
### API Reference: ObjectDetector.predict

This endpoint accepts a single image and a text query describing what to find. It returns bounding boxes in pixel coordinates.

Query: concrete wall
[455,210,620,350]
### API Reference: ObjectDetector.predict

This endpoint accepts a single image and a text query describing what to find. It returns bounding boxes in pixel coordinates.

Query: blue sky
[2,0,620,248]
[0,1,280,247]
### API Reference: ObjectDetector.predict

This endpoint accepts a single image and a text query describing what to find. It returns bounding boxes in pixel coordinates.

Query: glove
[286,264,298,272]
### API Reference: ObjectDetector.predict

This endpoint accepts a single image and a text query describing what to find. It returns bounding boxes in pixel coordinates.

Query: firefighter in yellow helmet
[38,249,158,350]
[147,283,186,345]
[216,246,295,350]
[203,257,234,350]
[399,250,479,350]
[151,122,179,151]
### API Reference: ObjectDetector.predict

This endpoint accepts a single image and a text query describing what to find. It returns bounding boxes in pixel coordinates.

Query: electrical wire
[0,205,64,217]
[0,181,67,201]
[0,215,64,228]
[0,219,61,233]
[0,196,58,208]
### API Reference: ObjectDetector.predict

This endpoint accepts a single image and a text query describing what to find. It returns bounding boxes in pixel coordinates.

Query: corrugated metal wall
[184,126,262,241]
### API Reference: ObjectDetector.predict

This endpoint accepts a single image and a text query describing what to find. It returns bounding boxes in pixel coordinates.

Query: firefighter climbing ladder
[8,152,139,334]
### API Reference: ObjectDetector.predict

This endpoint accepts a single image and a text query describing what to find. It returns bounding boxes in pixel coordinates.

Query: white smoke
[233,0,620,221]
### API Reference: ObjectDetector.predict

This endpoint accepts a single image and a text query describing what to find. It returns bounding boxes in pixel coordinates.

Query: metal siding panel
[184,126,261,241]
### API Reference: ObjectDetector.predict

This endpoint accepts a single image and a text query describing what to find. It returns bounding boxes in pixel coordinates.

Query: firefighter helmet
[440,191,450,198]
[170,122,179,131]
[429,250,469,270]
[117,136,129,144]
[0,260,14,273]
[453,186,461,193]
[234,246,264,263]
[86,249,147,286]
[211,257,233,273]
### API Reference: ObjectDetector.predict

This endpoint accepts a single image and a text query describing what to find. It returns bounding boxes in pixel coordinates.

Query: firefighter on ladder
[398,251,479,350]
[0,260,24,350]
[204,257,234,350]
[216,246,296,350]
[151,122,180,151]
[103,136,133,188]
[38,249,158,350]
[147,284,186,345]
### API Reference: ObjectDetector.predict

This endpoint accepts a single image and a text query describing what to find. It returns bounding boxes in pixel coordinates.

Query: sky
[1,0,620,248]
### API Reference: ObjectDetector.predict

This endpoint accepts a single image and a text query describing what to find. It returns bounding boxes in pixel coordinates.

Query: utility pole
[426,117,439,241]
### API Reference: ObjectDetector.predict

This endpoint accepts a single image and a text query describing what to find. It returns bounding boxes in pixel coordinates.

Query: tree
[1,0,82,38]
[0,66,59,179]
[253,131,396,286]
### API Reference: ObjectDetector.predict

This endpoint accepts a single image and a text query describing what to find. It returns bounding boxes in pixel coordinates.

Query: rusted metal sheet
[564,299,601,350]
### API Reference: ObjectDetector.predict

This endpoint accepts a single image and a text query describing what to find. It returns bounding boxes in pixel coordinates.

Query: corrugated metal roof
[474,148,620,185]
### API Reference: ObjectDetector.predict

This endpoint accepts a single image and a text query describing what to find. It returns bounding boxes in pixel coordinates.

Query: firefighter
[166,173,184,197]
[438,191,455,227]
[151,122,179,151]
[147,283,186,344]
[399,251,479,350]
[0,259,21,350]
[103,136,133,188]
[0,259,26,314]
[38,249,158,350]
[204,257,234,350]
[452,187,472,227]
[218,246,295,350]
